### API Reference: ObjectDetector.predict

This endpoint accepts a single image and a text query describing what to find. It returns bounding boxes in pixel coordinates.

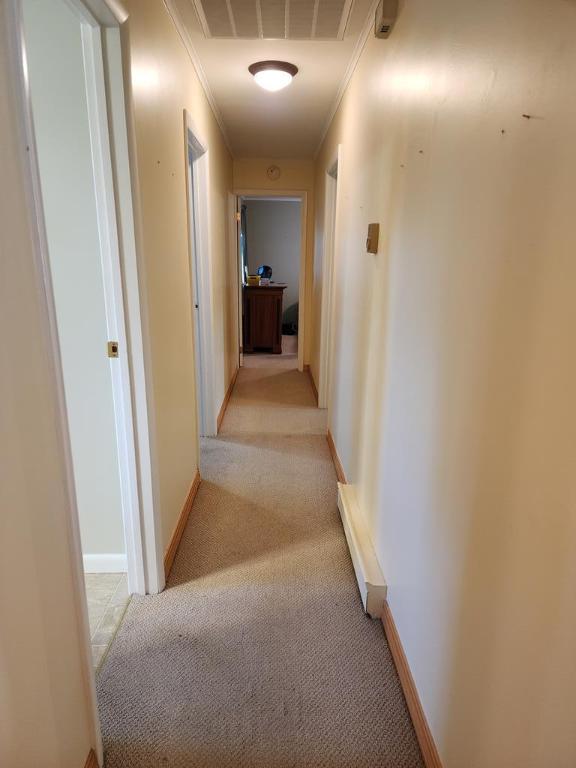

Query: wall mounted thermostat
[366,223,380,254]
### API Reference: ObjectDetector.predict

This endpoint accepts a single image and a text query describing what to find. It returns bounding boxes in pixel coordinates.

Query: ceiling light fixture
[248,60,298,92]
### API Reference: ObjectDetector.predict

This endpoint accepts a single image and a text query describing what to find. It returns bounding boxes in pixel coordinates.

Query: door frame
[100,18,164,596]
[229,192,242,368]
[234,189,308,372]
[80,17,146,591]
[318,146,341,409]
[184,110,217,437]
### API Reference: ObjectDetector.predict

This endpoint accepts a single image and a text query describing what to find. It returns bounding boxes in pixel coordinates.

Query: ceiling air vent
[193,0,354,40]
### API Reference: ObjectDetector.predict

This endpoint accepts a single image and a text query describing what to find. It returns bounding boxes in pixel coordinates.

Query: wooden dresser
[243,284,286,354]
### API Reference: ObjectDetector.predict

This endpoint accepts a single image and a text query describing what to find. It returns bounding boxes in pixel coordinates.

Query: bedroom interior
[240,196,302,359]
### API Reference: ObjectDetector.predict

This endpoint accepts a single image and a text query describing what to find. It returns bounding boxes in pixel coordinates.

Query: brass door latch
[366,223,380,254]
[107,341,119,358]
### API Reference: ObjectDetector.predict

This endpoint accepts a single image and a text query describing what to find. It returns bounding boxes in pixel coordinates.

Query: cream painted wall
[23,0,126,558]
[234,159,314,364]
[0,4,96,764]
[313,1,576,766]
[124,0,235,550]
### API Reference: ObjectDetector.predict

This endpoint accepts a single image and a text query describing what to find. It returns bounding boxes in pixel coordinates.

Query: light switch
[366,223,379,254]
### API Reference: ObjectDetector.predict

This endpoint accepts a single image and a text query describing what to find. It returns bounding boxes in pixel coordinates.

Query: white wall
[312,0,576,766]
[245,199,301,312]
[0,1,97,762]
[23,0,125,558]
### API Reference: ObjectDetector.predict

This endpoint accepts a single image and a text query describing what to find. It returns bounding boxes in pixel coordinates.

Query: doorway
[318,150,340,409]
[184,112,217,437]
[238,195,304,368]
[21,0,149,676]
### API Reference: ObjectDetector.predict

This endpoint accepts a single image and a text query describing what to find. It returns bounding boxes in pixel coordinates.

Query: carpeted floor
[97,350,424,768]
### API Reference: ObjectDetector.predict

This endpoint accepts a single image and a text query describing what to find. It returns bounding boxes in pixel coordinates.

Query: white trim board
[318,146,341,410]
[337,482,387,618]
[83,553,128,572]
[185,110,218,437]
[101,25,164,595]
[80,19,146,596]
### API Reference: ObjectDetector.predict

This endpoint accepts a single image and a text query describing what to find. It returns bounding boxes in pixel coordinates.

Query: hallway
[96,355,423,767]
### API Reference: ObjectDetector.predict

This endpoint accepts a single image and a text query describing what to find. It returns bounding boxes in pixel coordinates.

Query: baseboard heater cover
[337,483,387,618]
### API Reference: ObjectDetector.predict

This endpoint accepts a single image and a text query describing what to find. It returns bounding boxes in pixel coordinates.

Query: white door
[187,146,207,436]
[185,116,217,438]
[22,0,143,589]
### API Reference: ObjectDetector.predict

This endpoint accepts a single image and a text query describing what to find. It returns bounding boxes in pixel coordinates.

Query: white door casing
[185,111,217,437]
[80,19,145,594]
[318,146,341,410]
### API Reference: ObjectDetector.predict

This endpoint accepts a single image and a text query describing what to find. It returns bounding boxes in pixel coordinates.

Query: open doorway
[318,151,340,409]
[238,196,303,368]
[184,112,217,437]
[21,0,150,677]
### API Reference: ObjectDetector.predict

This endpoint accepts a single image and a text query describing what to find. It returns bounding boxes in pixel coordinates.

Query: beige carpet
[97,353,424,767]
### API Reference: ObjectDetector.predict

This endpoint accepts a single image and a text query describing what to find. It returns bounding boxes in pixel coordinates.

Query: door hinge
[107,341,119,358]
[235,211,241,222]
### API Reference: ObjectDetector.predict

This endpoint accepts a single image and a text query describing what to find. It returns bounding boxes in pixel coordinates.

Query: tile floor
[85,573,130,671]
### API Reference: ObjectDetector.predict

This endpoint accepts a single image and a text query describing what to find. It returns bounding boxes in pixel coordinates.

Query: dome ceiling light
[248,60,298,92]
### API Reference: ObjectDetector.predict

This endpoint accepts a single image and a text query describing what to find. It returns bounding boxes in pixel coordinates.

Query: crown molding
[314,0,379,158]
[163,0,234,156]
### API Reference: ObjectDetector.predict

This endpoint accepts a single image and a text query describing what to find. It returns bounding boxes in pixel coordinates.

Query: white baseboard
[337,483,387,618]
[83,553,127,573]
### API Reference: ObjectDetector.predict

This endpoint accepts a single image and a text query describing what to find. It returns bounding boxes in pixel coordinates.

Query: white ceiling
[169,0,377,158]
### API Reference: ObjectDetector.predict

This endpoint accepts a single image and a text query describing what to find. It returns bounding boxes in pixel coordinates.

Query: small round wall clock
[266,164,281,181]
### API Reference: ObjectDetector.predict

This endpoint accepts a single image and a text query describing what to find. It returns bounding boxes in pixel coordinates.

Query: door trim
[230,192,242,367]
[81,18,146,596]
[318,146,341,409]
[101,22,164,596]
[184,110,217,437]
